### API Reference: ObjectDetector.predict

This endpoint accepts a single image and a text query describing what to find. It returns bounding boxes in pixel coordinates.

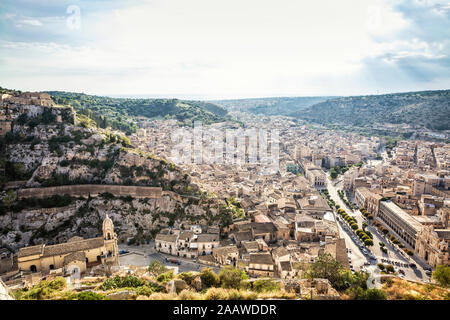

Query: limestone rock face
[0,280,14,300]
[106,290,136,300]
[282,279,302,294]
[314,279,329,294]
[166,279,187,294]
[1,102,223,249]
[0,190,215,250]
[192,276,203,291]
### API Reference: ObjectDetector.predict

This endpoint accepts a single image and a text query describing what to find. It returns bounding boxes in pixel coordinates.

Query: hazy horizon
[3,85,450,102]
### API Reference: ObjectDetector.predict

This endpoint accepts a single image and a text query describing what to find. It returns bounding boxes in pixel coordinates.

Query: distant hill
[47,91,230,134]
[213,96,335,116]
[290,90,450,131]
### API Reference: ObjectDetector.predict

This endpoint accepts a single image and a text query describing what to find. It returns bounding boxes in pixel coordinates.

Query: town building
[377,201,423,249]
[17,215,118,276]
[415,226,450,267]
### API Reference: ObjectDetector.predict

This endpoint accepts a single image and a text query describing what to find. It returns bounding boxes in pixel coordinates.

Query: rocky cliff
[0,96,227,250]
[0,279,13,300]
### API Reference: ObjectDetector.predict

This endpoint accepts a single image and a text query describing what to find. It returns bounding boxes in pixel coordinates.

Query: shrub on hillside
[251,279,281,293]
[147,260,168,276]
[70,291,109,300]
[177,272,196,286]
[156,271,174,284]
[15,277,67,300]
[218,266,249,289]
[99,275,146,290]
[432,265,450,287]
[200,268,220,288]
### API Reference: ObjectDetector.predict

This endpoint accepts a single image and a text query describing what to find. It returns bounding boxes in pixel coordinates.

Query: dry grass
[256,290,297,300]
[147,292,179,300]
[382,278,450,300]
[178,289,204,300]
[201,287,296,300]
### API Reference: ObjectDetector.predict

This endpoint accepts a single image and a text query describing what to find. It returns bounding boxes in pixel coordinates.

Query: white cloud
[0,0,448,98]
[16,19,42,28]
[366,0,410,37]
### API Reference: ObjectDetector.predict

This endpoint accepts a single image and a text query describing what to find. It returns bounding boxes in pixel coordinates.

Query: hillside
[291,90,450,131]
[214,96,335,116]
[0,92,231,250]
[47,91,230,135]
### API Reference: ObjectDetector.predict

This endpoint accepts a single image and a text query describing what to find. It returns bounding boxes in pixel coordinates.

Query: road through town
[326,175,430,283]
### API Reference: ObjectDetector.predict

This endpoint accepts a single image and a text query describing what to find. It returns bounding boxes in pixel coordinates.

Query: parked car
[169,258,181,265]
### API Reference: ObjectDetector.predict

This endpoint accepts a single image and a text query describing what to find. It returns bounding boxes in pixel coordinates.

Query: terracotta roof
[63,251,86,265]
[233,230,253,242]
[298,194,330,211]
[436,229,450,240]
[213,245,238,256]
[18,244,44,258]
[251,222,277,234]
[272,246,290,258]
[155,234,178,243]
[279,261,292,272]
[242,241,259,252]
[249,252,274,265]
[42,237,104,257]
[178,231,194,241]
[197,234,219,243]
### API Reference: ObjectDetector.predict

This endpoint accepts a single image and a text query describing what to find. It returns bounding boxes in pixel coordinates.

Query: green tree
[432,265,450,287]
[305,253,343,289]
[200,268,220,288]
[147,260,168,276]
[156,271,174,283]
[218,266,249,289]
[333,270,367,292]
[330,168,338,179]
[385,264,395,273]
[3,189,16,208]
[363,288,387,300]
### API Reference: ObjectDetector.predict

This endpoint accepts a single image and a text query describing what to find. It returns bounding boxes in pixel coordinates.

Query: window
[49,264,55,270]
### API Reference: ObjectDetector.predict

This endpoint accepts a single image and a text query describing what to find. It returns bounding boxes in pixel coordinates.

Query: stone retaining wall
[17,184,163,200]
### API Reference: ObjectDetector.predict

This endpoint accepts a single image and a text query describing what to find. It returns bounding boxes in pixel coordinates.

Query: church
[17,215,119,276]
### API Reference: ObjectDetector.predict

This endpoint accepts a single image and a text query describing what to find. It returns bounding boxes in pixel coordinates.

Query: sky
[0,0,449,99]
